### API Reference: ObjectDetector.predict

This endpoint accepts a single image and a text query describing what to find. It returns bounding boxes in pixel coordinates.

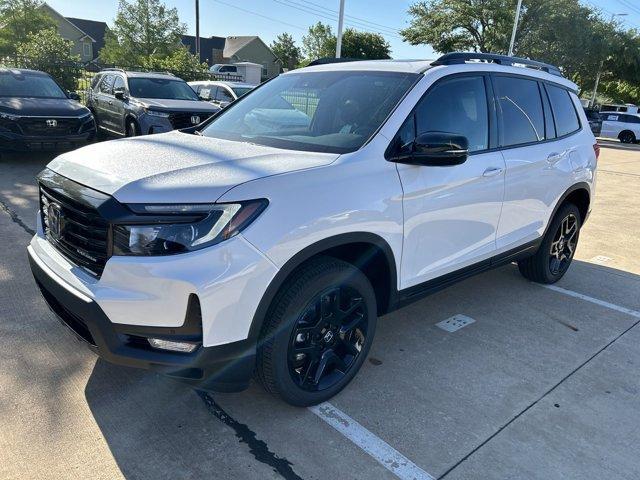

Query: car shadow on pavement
[79,260,640,480]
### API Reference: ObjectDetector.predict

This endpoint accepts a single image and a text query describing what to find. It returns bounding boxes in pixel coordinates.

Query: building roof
[65,17,108,56]
[223,36,259,58]
[181,35,226,63]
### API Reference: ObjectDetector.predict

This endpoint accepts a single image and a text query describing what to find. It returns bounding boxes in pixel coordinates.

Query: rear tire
[256,257,377,406]
[619,130,636,144]
[518,203,581,284]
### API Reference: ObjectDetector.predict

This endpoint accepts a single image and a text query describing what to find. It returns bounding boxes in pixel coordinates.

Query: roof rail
[307,57,363,67]
[100,67,126,73]
[431,52,562,77]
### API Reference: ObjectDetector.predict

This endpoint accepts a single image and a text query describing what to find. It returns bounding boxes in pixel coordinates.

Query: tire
[619,130,636,144]
[256,256,377,406]
[517,202,581,284]
[126,119,139,137]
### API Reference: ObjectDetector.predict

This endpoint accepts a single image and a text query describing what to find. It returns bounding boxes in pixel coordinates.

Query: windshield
[201,71,419,153]
[231,86,253,98]
[128,78,199,100]
[0,72,67,98]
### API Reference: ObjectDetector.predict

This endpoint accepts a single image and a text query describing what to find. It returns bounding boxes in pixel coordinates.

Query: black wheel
[619,130,636,144]
[256,257,377,406]
[126,119,139,137]
[518,203,581,284]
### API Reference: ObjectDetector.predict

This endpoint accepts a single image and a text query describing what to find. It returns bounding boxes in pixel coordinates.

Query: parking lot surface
[1,142,640,479]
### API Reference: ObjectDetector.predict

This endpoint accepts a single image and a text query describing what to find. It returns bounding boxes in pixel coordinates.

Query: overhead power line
[211,0,307,31]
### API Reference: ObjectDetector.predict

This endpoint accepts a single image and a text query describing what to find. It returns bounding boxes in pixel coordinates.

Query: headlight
[145,109,170,118]
[112,200,268,256]
[0,112,19,121]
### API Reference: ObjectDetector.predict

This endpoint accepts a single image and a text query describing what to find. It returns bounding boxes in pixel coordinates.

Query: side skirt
[392,238,541,310]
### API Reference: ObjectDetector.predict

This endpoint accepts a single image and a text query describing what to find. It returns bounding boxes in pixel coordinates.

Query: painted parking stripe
[309,402,435,480]
[541,284,640,319]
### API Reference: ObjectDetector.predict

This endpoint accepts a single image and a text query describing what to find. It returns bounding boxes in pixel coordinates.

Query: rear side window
[494,76,545,146]
[546,85,580,137]
[414,75,489,152]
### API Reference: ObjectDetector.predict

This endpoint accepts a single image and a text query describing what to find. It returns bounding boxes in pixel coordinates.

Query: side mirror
[68,91,81,101]
[390,132,469,166]
[114,87,126,100]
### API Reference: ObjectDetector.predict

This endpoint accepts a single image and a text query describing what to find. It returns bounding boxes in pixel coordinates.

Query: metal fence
[0,56,245,105]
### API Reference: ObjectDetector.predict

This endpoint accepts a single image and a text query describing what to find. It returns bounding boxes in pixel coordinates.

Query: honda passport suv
[29,53,597,406]
[87,69,220,137]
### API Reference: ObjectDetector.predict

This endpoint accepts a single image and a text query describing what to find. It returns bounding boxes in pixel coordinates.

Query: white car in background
[599,111,640,143]
[189,80,255,108]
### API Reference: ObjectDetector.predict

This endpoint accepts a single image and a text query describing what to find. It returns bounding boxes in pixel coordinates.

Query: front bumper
[0,129,95,151]
[29,246,258,392]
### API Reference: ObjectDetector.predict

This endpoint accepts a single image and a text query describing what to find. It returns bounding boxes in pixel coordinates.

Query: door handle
[108,100,113,105]
[547,152,563,163]
[482,167,504,177]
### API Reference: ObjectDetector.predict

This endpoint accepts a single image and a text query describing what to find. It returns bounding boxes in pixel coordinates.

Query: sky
[47,0,640,59]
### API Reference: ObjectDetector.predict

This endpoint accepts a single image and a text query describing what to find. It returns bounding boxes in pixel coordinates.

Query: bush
[12,28,81,91]
[142,47,210,81]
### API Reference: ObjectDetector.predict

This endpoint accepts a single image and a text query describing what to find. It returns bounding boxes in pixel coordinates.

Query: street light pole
[336,0,346,58]
[508,0,523,56]
[590,12,627,108]
[195,0,200,59]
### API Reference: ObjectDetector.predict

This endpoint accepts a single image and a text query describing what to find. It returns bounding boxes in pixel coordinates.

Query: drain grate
[436,314,476,332]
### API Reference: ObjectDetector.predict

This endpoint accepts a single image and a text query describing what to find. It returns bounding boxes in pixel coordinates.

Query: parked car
[189,80,255,108]
[600,103,638,114]
[584,108,602,136]
[209,64,239,78]
[0,68,95,151]
[86,69,221,137]
[599,111,640,143]
[29,53,596,406]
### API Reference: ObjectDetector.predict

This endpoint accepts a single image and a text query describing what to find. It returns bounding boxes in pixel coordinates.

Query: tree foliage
[142,46,209,81]
[301,22,391,63]
[271,32,301,71]
[14,29,81,91]
[401,0,640,102]
[0,0,55,56]
[100,0,186,66]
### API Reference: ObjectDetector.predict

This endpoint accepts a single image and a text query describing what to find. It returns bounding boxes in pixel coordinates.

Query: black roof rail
[431,52,562,77]
[307,57,363,67]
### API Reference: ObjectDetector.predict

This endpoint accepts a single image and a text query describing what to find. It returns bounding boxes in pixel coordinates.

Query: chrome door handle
[108,100,114,105]
[547,152,563,163]
[482,167,504,177]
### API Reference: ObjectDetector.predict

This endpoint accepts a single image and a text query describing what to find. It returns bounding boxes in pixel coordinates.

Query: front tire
[126,119,139,137]
[257,257,377,406]
[518,203,581,284]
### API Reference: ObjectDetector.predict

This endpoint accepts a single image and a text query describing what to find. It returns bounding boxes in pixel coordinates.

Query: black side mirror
[68,91,81,101]
[114,87,127,100]
[391,132,469,166]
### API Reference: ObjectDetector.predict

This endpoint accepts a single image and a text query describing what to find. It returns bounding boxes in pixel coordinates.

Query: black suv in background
[0,68,95,151]
[87,69,221,137]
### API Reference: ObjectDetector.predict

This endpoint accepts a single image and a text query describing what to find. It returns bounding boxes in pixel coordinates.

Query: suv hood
[0,97,89,117]
[47,131,339,203]
[136,98,220,113]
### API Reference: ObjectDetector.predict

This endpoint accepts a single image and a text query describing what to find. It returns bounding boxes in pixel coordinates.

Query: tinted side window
[629,116,640,124]
[99,74,115,94]
[216,87,234,102]
[494,76,545,146]
[546,85,580,137]
[414,75,489,152]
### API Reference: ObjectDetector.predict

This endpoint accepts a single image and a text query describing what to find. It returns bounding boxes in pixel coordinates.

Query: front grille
[40,183,109,276]
[168,111,214,129]
[20,117,81,136]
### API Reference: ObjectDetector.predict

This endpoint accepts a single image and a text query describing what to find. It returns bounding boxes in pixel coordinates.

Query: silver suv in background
[189,80,255,108]
[87,69,221,137]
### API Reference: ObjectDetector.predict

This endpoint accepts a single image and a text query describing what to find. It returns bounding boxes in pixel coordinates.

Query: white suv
[28,53,597,406]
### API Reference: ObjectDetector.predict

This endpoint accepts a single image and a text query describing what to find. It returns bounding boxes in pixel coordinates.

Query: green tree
[100,0,186,66]
[14,29,81,91]
[271,32,301,71]
[302,22,335,60]
[0,0,55,56]
[143,46,209,81]
[341,29,391,59]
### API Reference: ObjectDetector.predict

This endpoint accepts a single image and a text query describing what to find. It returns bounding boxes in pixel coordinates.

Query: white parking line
[309,402,435,480]
[541,284,640,319]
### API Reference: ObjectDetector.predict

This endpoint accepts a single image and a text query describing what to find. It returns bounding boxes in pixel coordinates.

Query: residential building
[182,35,282,80]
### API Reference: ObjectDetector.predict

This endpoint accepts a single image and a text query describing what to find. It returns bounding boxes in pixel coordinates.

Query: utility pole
[591,12,627,107]
[336,0,345,58]
[195,0,200,59]
[507,0,522,56]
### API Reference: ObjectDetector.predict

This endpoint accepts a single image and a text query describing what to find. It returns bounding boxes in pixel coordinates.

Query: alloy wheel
[549,213,578,275]
[288,286,367,391]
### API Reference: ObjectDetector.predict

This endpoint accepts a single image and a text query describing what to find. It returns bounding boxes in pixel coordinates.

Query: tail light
[593,142,600,160]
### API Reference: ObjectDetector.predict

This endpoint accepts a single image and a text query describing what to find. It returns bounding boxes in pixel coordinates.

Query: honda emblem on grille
[190,115,200,125]
[46,119,58,128]
[47,202,64,239]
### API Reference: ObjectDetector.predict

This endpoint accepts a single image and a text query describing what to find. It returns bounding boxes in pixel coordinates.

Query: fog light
[148,338,199,353]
